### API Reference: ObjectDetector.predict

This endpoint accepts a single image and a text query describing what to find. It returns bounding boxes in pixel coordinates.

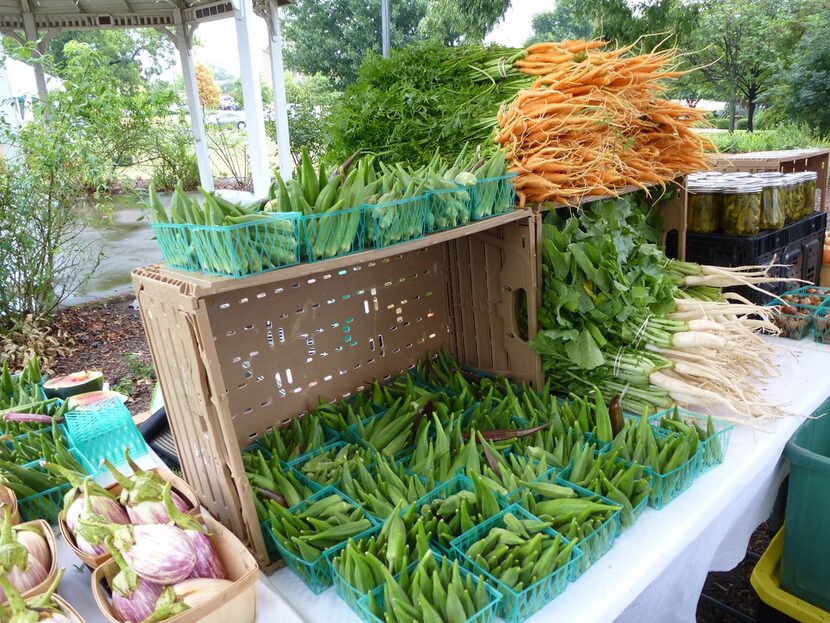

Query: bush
[706,123,830,153]
[737,118,748,130]
[147,119,200,191]
[714,118,731,130]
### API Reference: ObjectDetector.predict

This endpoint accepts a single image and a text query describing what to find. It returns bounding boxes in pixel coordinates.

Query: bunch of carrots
[498,39,712,207]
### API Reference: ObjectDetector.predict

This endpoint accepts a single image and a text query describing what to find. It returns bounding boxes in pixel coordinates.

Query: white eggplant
[13,525,50,570]
[162,484,225,580]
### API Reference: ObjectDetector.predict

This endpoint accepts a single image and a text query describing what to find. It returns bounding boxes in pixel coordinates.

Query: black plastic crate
[666,212,826,306]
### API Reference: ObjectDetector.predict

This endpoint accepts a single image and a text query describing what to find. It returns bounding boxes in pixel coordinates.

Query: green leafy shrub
[704,124,830,153]
[147,118,200,191]
[737,118,748,130]
[714,119,731,130]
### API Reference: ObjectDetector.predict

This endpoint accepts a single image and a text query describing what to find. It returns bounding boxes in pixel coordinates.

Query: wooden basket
[4,520,57,603]
[1,484,20,525]
[53,594,86,623]
[59,468,200,570]
[91,512,258,623]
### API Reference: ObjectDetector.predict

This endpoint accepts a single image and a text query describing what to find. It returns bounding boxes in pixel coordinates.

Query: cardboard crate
[132,211,542,566]
[708,149,830,213]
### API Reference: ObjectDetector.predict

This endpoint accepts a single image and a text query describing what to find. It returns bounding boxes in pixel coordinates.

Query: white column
[234,0,270,197]
[381,0,391,58]
[174,24,214,191]
[21,13,47,104]
[0,43,18,160]
[267,0,293,180]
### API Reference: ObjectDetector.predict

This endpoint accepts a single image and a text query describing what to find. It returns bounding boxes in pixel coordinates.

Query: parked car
[206,110,246,129]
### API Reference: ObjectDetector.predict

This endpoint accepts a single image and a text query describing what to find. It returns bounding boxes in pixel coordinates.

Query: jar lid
[723,183,762,193]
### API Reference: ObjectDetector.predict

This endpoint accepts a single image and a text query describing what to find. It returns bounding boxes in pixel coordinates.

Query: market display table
[53,337,830,623]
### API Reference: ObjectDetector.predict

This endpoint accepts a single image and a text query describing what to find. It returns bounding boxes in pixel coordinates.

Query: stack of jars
[687,170,819,236]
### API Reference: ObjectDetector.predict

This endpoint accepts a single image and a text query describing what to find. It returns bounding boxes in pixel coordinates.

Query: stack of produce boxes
[245,349,733,622]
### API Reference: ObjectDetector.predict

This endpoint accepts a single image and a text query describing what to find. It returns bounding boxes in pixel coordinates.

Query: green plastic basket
[18,480,71,525]
[765,301,817,340]
[288,441,378,489]
[648,407,733,473]
[356,553,503,623]
[152,212,300,278]
[412,474,480,556]
[450,504,583,623]
[363,195,428,249]
[646,434,702,509]
[325,522,384,614]
[425,185,473,233]
[265,486,378,594]
[300,206,364,262]
[813,303,830,345]
[471,174,517,220]
[63,397,148,475]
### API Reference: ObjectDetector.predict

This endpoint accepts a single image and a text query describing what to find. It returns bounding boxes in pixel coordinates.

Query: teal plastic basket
[288,441,378,489]
[646,434,702,510]
[266,486,378,594]
[813,303,830,345]
[18,482,70,525]
[471,174,517,221]
[63,398,148,474]
[325,522,384,614]
[648,407,733,473]
[450,504,583,623]
[765,301,817,340]
[300,206,364,262]
[152,212,300,278]
[363,195,428,249]
[412,474,484,556]
[425,185,473,233]
[356,553,502,623]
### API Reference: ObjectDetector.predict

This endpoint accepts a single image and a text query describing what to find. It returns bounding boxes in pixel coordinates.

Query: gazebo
[0,0,299,195]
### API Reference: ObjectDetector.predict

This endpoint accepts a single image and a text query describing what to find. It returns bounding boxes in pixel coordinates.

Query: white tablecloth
[55,338,830,623]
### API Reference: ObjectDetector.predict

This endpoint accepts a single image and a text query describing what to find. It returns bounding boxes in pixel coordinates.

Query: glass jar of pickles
[782,175,800,223]
[802,171,818,218]
[759,177,785,230]
[721,182,761,235]
[687,180,722,233]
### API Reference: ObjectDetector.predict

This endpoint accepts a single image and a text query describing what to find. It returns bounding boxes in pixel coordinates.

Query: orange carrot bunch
[499,40,713,206]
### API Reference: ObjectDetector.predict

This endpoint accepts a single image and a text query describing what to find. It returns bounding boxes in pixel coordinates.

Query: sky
[4,0,546,95]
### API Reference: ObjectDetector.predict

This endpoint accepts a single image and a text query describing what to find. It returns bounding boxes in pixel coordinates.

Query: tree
[47,29,174,86]
[279,73,339,167]
[525,3,594,45]
[196,63,221,109]
[229,78,273,108]
[689,0,802,131]
[418,0,512,45]
[282,0,428,89]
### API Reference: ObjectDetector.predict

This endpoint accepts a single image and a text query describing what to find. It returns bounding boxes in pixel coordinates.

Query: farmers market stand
[52,337,830,623]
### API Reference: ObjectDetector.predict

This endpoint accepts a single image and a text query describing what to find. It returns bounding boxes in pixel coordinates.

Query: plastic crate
[766,302,817,340]
[781,403,830,611]
[300,206,364,262]
[363,195,429,249]
[649,407,734,473]
[152,212,300,278]
[356,552,502,623]
[265,486,378,594]
[450,504,583,623]
[471,174,517,221]
[426,185,473,233]
[753,526,830,623]
[63,398,148,474]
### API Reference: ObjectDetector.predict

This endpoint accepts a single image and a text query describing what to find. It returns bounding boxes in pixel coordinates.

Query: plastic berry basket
[645,434,702,510]
[764,302,817,340]
[299,205,364,262]
[324,522,384,614]
[287,441,378,488]
[412,474,479,556]
[425,185,473,233]
[450,504,583,623]
[150,222,198,272]
[363,194,429,249]
[813,304,830,345]
[471,173,517,221]
[777,286,830,306]
[495,457,562,507]
[265,486,378,594]
[63,398,148,475]
[648,407,734,473]
[356,552,503,623]
[18,482,71,525]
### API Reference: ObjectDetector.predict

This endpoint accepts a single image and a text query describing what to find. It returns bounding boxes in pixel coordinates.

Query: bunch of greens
[327,42,530,166]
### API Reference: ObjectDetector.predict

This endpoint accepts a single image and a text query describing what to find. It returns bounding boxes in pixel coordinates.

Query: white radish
[670,331,727,349]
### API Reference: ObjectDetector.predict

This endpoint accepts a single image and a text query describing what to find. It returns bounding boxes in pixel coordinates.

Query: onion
[162,484,225,580]
[173,578,233,608]
[106,537,165,623]
[13,526,50,569]
[104,452,190,525]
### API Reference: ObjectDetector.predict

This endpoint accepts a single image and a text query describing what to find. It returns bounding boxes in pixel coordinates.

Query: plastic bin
[752,526,830,623]
[363,195,429,248]
[450,504,583,623]
[300,206,364,262]
[781,405,830,612]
